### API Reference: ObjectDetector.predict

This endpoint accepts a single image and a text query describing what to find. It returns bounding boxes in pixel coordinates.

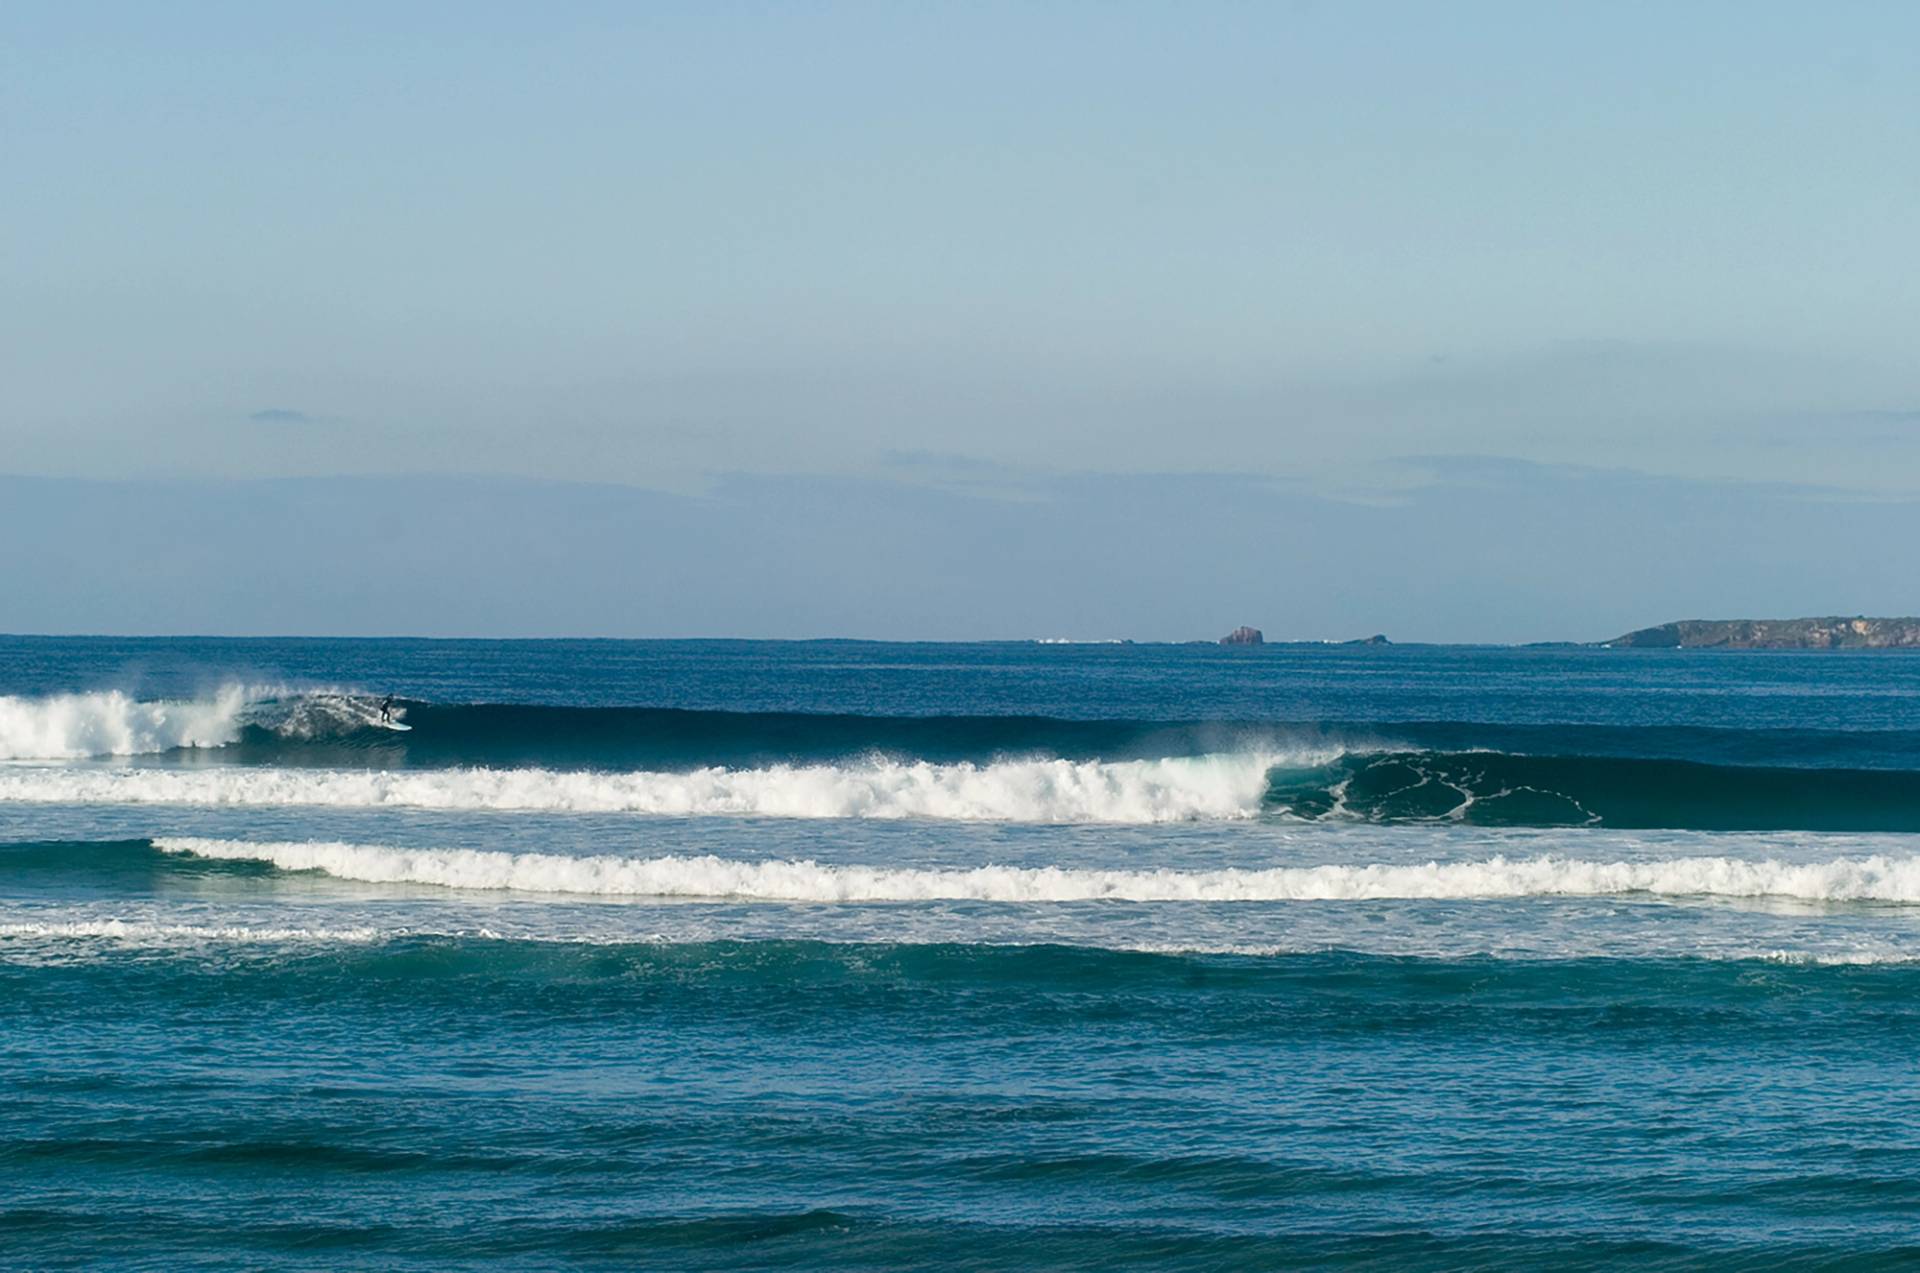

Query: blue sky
[4,3,1918,637]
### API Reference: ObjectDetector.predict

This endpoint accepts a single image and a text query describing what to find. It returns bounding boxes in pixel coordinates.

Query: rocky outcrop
[1344,634,1391,646]
[1606,617,1920,650]
[1219,626,1265,646]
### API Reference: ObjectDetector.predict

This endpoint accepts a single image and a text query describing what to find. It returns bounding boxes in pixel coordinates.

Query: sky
[4,2,1918,639]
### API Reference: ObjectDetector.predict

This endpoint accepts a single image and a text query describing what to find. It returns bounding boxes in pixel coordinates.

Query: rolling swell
[11,687,1920,829]
[224,707,1920,772]
[237,704,1250,768]
[15,685,1920,771]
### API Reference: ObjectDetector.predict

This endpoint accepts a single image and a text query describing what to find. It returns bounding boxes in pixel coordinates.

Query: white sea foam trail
[155,839,1920,902]
[0,919,380,945]
[0,754,1295,823]
[0,688,253,760]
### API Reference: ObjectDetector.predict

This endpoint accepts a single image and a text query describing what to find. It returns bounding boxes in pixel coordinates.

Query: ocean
[5,636,1920,1269]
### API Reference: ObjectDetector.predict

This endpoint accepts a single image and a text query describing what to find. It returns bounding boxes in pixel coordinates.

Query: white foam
[153,838,1920,903]
[1,752,1298,823]
[0,918,380,944]
[0,685,393,760]
[0,688,253,760]
[1752,948,1920,966]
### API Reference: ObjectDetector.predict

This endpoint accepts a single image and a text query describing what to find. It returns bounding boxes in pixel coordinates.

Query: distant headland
[1605,617,1920,650]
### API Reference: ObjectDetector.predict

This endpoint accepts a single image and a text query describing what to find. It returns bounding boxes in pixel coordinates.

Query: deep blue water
[4,636,1920,1269]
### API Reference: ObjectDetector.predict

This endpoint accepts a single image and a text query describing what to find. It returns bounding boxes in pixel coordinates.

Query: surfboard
[376,720,412,732]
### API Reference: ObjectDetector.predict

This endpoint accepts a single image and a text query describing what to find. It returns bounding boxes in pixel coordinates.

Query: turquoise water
[5,638,1920,1268]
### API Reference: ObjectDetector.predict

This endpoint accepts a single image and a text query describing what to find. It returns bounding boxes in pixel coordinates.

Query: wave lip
[153,838,1920,903]
[0,752,1300,823]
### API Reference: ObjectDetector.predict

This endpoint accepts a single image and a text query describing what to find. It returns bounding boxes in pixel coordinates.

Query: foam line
[154,838,1920,902]
[0,918,379,944]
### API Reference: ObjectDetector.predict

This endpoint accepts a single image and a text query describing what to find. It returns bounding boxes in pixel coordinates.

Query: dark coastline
[1606,617,1920,651]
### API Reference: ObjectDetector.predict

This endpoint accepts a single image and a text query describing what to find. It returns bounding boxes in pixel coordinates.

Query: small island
[1211,628,1391,646]
[1606,617,1920,650]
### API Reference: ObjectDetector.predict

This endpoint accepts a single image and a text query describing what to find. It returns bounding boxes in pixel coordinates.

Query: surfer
[379,694,395,724]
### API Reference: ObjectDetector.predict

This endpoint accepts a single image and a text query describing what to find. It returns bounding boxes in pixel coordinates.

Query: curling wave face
[152,836,1920,903]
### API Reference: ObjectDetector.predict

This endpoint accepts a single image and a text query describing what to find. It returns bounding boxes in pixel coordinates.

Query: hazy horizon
[6,3,1917,637]
[6,465,1916,644]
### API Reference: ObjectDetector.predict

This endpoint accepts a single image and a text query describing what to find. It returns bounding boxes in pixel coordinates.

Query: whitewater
[0,685,396,760]
[0,687,256,759]
[0,686,1339,822]
[153,836,1920,903]
[0,753,1300,822]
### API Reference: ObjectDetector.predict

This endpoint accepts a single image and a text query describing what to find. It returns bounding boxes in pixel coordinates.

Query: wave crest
[1,753,1295,822]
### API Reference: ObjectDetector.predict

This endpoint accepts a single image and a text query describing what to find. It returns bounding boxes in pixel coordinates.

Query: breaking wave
[0,687,254,760]
[8,747,1920,829]
[10,687,1920,830]
[0,687,397,760]
[0,753,1298,823]
[20,687,1920,771]
[154,837,1920,903]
